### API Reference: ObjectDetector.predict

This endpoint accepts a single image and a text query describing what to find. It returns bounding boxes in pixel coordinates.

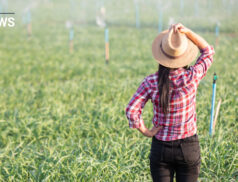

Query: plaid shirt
[126,46,215,141]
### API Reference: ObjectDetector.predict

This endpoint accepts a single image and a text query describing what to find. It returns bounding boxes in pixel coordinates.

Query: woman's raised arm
[172,23,209,50]
[172,23,215,82]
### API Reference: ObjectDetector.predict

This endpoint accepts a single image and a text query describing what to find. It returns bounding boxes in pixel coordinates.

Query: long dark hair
[157,64,170,114]
[158,65,189,114]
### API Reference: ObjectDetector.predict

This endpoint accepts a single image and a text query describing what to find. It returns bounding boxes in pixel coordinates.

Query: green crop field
[0,0,237,181]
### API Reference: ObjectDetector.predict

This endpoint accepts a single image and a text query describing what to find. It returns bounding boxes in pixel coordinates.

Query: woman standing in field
[125,23,215,182]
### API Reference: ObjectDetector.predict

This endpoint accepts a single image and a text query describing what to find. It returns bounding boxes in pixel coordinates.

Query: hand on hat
[169,23,190,34]
[169,23,209,50]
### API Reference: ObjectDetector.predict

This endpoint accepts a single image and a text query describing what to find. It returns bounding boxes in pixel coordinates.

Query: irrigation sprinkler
[213,99,222,133]
[65,20,74,54]
[26,10,32,37]
[180,0,184,16]
[194,0,198,17]
[69,28,74,54]
[4,0,8,10]
[209,73,218,136]
[0,0,8,13]
[104,28,109,64]
[0,4,2,18]
[215,22,220,47]
[158,10,163,33]
[228,0,234,16]
[69,0,75,9]
[208,0,212,9]
[22,2,39,38]
[69,0,77,18]
[134,0,140,28]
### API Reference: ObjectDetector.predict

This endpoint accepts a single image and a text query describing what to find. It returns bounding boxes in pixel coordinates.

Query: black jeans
[149,134,201,182]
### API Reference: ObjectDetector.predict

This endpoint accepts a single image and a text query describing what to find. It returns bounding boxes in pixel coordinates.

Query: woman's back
[125,23,215,181]
[126,46,214,141]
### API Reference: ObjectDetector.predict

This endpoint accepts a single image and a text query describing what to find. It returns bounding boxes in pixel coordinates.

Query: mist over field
[0,0,237,181]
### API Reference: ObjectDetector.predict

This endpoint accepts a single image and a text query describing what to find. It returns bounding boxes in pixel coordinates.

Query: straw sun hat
[152,29,199,68]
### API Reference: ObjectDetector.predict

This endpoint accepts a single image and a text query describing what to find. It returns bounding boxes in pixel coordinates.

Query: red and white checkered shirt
[126,46,215,141]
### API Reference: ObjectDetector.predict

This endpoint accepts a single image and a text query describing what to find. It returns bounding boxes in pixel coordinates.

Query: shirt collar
[169,68,185,76]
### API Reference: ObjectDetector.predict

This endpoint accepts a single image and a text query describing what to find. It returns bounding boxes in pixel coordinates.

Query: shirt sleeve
[125,78,151,129]
[189,45,215,84]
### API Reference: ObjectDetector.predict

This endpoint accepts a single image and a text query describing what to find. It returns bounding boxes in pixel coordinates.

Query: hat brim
[152,30,199,68]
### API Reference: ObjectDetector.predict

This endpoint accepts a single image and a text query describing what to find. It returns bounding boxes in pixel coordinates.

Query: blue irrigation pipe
[104,28,109,43]
[194,0,198,17]
[69,0,76,13]
[0,5,2,18]
[5,0,8,11]
[104,28,109,63]
[0,0,7,13]
[180,0,184,15]
[158,10,163,33]
[135,1,140,28]
[26,10,31,24]
[69,28,74,41]
[209,73,218,136]
[215,23,219,37]
[208,0,212,9]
